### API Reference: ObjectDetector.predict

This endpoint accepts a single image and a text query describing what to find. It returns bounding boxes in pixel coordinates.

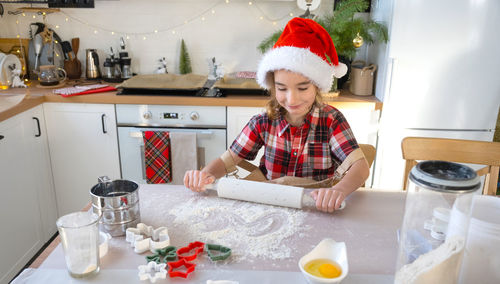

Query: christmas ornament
[353,32,364,48]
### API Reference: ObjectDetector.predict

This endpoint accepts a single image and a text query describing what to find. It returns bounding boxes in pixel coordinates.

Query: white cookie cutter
[126,223,170,253]
[138,261,167,283]
[99,231,112,258]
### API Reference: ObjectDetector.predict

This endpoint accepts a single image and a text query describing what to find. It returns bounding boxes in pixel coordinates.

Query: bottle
[121,58,132,79]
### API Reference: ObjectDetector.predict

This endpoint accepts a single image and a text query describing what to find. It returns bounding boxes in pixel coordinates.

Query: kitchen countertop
[0,80,382,123]
[18,186,403,283]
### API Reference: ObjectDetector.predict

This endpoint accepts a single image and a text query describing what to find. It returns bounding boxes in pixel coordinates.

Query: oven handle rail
[128,131,215,139]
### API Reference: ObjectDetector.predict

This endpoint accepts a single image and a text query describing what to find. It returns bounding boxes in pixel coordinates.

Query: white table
[14,186,405,283]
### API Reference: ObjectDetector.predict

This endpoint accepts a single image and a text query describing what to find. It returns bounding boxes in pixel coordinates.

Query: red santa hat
[256,17,347,93]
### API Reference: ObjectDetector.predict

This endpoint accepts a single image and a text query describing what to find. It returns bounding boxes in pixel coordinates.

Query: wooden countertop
[0,81,382,123]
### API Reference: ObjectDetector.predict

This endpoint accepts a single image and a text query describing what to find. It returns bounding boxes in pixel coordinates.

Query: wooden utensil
[64,38,82,79]
[71,38,82,78]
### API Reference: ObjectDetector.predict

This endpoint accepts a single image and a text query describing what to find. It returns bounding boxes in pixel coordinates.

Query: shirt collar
[277,106,318,137]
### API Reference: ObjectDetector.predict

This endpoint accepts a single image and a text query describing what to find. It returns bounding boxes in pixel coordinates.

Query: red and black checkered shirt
[230,104,359,181]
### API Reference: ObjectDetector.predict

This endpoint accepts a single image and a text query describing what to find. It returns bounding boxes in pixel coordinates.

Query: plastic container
[458,195,500,283]
[395,160,480,284]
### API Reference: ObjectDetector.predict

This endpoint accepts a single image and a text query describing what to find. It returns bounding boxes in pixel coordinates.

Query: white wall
[1,0,346,76]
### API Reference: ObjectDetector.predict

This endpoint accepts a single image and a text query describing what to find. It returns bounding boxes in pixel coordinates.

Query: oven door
[118,127,226,184]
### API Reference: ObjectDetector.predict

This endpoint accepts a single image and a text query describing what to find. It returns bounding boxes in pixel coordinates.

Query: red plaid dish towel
[143,131,172,184]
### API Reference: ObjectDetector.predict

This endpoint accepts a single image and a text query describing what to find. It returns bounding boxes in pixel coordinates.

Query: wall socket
[48,0,95,8]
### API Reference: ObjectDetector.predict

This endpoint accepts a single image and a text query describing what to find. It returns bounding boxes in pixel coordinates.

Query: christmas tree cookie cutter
[205,244,232,262]
[126,223,170,254]
[146,246,178,263]
[177,241,205,261]
[167,258,196,278]
[138,261,167,283]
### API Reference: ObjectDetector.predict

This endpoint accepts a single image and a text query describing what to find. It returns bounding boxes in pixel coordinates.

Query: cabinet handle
[0,135,4,140]
[101,114,107,134]
[33,117,41,137]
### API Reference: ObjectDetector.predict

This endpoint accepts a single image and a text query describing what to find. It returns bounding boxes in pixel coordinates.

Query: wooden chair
[359,143,376,168]
[401,137,500,195]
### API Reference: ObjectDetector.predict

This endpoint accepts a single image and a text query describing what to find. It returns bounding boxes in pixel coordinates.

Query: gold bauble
[353,33,364,48]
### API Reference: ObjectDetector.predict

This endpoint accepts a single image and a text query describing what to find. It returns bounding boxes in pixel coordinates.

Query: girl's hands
[310,187,346,213]
[183,170,216,192]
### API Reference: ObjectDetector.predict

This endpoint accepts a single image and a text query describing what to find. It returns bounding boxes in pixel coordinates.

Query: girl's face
[274,69,317,125]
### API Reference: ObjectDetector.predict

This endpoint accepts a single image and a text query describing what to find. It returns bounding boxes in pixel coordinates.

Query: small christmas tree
[179,39,192,74]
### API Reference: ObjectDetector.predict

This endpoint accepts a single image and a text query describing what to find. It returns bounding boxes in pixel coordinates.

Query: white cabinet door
[0,111,44,284]
[30,105,58,241]
[44,103,120,217]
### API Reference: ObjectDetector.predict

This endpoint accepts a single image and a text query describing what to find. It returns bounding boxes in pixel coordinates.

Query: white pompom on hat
[256,17,347,93]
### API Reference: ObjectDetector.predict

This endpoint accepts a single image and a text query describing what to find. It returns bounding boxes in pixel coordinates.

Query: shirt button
[293,151,297,156]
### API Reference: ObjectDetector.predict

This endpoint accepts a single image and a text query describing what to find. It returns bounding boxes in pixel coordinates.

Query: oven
[116,105,226,184]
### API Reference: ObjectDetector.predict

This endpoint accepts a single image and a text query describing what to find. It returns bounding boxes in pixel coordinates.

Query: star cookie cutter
[138,261,167,283]
[177,241,205,261]
[205,243,232,262]
[167,258,196,278]
[126,223,170,253]
[146,246,178,263]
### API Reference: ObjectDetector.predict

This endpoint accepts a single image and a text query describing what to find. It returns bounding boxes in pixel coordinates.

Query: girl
[184,17,370,213]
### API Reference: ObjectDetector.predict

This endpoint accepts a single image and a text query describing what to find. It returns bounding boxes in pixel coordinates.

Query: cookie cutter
[146,246,178,263]
[138,261,167,283]
[205,244,232,262]
[99,231,112,258]
[177,241,205,261]
[126,223,170,253]
[167,258,196,278]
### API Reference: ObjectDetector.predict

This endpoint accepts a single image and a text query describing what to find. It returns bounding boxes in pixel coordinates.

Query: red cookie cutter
[177,241,204,261]
[167,258,196,278]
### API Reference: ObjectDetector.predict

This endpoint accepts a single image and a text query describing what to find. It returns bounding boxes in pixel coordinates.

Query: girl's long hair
[264,72,324,120]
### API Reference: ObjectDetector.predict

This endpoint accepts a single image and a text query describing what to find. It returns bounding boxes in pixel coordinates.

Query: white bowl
[298,238,349,284]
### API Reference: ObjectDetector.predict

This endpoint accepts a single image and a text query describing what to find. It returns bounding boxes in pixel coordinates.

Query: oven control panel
[116,105,226,127]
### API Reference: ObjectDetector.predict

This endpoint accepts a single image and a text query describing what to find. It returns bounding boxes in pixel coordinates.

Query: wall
[0,0,362,76]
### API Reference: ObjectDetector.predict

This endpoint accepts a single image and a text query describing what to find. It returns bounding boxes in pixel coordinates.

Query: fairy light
[49,0,296,41]
[32,15,36,19]
[16,34,20,38]
[22,13,25,17]
[16,20,19,24]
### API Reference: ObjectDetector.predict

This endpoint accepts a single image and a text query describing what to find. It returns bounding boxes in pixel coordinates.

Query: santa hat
[256,17,347,93]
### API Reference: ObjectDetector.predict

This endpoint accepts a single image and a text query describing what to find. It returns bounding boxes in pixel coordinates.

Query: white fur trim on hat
[257,46,345,93]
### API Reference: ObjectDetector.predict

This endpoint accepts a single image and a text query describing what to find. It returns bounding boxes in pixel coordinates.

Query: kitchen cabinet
[44,103,120,217]
[0,106,55,284]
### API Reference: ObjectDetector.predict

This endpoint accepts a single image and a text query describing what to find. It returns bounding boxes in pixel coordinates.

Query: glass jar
[395,160,480,284]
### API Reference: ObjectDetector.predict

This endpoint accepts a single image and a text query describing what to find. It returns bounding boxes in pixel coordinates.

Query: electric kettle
[86,49,101,79]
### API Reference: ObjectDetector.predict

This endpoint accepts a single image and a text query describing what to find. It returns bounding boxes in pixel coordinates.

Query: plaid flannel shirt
[230,104,359,181]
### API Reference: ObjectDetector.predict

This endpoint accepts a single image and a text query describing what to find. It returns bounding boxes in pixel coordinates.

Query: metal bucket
[90,176,140,236]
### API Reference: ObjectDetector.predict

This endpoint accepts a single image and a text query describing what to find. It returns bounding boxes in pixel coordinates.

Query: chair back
[401,137,500,195]
[359,144,376,168]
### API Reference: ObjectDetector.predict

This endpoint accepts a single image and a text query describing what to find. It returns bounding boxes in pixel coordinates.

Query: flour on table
[168,195,309,261]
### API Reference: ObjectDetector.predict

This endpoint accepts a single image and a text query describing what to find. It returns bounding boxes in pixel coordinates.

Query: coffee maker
[86,49,101,79]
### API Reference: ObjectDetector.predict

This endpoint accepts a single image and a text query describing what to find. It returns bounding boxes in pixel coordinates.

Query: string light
[45,0,299,41]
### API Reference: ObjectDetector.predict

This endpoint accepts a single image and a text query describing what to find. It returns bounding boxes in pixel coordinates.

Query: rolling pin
[205,177,345,210]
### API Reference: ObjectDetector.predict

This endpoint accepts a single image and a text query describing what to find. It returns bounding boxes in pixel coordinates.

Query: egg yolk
[304,259,342,278]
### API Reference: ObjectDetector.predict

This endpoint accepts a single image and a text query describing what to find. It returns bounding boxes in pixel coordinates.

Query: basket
[349,60,377,96]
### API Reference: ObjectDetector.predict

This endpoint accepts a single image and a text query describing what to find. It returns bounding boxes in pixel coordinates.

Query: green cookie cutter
[205,243,231,262]
[146,246,178,263]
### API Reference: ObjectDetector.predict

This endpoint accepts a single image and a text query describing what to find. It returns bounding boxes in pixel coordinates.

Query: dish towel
[170,132,198,185]
[143,131,172,184]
